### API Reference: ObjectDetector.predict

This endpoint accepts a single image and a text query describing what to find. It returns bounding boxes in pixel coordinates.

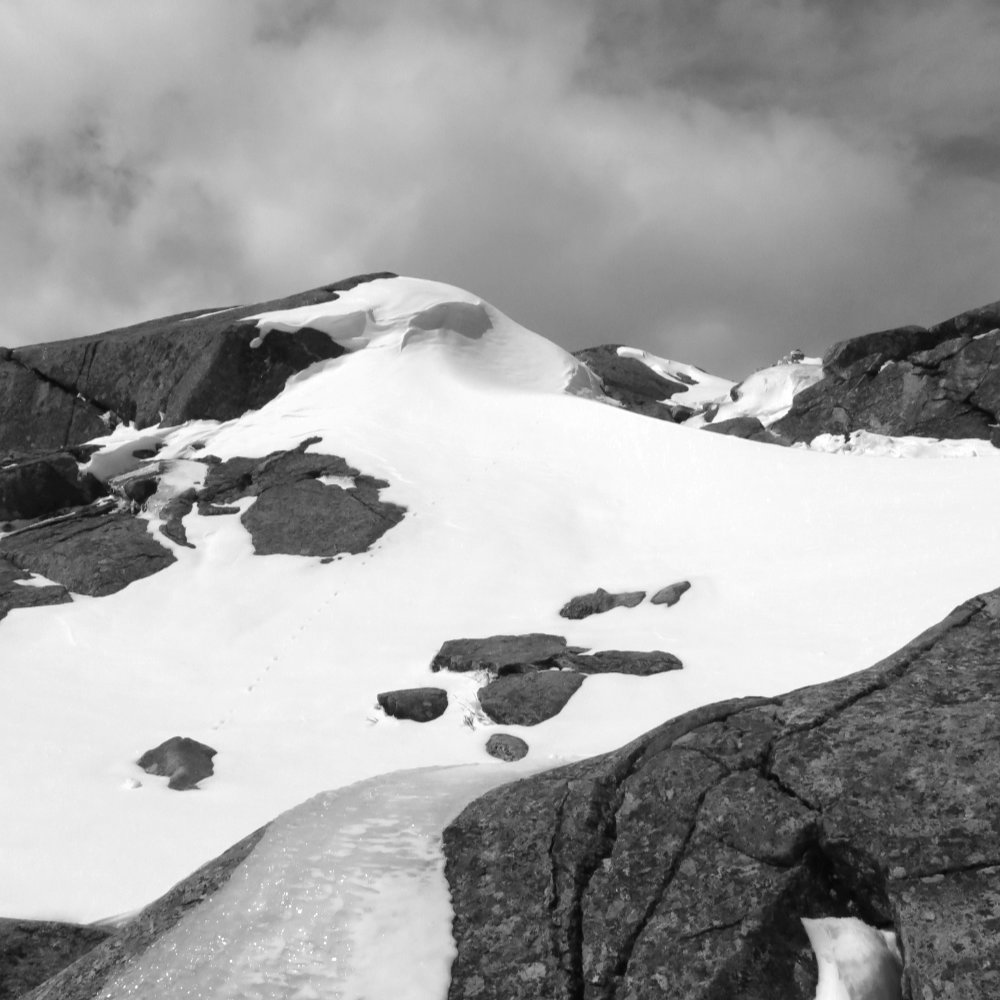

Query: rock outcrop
[430,634,574,673]
[485,734,529,762]
[136,737,217,791]
[0,919,110,1000]
[0,453,105,523]
[0,557,70,622]
[444,587,1000,1000]
[377,688,449,723]
[559,588,646,620]
[0,506,176,597]
[650,581,691,607]
[573,346,694,422]
[702,415,790,446]
[773,301,1000,444]
[0,273,396,456]
[198,440,406,557]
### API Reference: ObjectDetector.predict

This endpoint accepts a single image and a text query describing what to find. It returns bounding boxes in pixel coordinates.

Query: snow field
[1,276,999,929]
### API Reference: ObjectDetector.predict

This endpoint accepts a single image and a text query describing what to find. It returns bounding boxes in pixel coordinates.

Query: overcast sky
[2,1,998,376]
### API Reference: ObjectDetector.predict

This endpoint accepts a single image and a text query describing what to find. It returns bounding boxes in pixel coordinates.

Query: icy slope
[2,276,1000,924]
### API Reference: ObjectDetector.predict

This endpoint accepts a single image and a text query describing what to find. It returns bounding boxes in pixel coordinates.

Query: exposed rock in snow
[0,917,110,1000]
[136,737,217,791]
[430,634,573,674]
[0,556,70,621]
[559,586,646,620]
[0,453,105,522]
[553,649,683,676]
[702,414,790,446]
[377,687,449,723]
[774,301,1000,445]
[650,580,691,607]
[0,506,176,597]
[477,670,586,726]
[485,734,529,762]
[444,587,1000,999]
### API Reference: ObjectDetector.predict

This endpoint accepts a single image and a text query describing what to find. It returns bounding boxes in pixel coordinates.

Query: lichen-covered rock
[444,588,1000,999]
[377,688,448,723]
[0,507,176,597]
[477,671,586,726]
[137,737,217,791]
[559,587,646,620]
[485,734,529,762]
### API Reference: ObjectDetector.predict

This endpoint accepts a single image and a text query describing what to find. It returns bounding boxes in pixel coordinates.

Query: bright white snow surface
[3,276,1000,931]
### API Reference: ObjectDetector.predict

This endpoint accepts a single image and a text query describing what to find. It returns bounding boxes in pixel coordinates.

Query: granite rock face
[0,453,105,522]
[574,345,691,423]
[0,506,176,597]
[444,588,1000,1000]
[0,273,395,456]
[773,301,1000,444]
[0,557,71,622]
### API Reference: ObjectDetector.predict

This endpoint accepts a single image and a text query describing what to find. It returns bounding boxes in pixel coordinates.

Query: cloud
[0,0,997,376]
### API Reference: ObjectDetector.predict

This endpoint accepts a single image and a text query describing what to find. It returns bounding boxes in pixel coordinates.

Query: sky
[2,0,999,376]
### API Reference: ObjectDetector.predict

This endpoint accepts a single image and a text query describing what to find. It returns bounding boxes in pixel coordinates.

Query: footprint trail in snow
[101,764,531,999]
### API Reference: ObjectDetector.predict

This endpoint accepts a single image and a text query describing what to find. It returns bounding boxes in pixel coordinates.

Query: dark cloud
[0,0,998,376]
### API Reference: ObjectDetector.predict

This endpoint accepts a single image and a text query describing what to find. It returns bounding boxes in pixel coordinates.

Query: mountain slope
[1,274,999,996]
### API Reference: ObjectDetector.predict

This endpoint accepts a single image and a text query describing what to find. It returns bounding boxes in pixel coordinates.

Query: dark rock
[137,737,217,791]
[0,273,396,455]
[0,453,105,521]
[430,633,571,673]
[20,826,267,1000]
[197,442,405,557]
[377,687,448,723]
[0,556,71,623]
[485,734,529,762]
[559,587,646,620]
[477,671,586,726]
[158,489,197,548]
[0,919,110,1000]
[554,649,683,676]
[444,588,1000,999]
[773,300,1000,443]
[0,507,176,597]
[120,476,158,506]
[701,415,790,446]
[651,580,691,607]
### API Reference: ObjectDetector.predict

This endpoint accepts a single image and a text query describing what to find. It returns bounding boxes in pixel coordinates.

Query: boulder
[773,301,1000,444]
[444,587,1000,999]
[0,454,105,522]
[650,581,691,607]
[554,650,683,676]
[158,489,197,548]
[559,587,646,620]
[477,671,586,726]
[0,557,71,623]
[0,507,176,597]
[430,633,571,673]
[0,919,110,1000]
[377,688,448,723]
[0,273,396,455]
[485,734,529,762]
[136,737,217,791]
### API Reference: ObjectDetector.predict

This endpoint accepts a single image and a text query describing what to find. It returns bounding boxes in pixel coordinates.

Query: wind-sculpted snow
[99,765,532,1000]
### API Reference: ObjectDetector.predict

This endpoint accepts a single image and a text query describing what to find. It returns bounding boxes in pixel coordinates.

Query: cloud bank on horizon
[1,0,998,376]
